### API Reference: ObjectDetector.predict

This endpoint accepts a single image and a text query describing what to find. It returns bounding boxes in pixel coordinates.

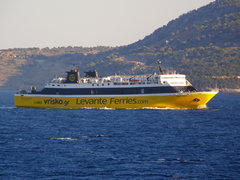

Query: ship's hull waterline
[14,91,218,109]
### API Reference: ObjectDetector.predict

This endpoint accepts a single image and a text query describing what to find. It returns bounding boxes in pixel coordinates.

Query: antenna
[156,60,163,74]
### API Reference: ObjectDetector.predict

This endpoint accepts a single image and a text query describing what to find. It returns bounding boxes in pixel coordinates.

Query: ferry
[14,62,218,109]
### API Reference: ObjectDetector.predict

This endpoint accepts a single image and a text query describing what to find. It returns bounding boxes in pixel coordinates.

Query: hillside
[113,0,240,89]
[0,0,239,90]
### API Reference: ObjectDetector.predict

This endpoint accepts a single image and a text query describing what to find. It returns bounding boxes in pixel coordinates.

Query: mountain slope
[0,0,239,90]
[111,0,240,88]
[124,0,240,50]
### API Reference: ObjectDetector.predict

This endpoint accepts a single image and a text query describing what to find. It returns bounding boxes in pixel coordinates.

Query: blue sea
[0,90,239,180]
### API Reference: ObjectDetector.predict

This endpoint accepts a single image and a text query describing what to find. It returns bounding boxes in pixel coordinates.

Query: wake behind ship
[14,64,218,109]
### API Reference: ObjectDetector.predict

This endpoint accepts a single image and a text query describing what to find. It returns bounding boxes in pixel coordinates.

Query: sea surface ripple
[0,91,240,179]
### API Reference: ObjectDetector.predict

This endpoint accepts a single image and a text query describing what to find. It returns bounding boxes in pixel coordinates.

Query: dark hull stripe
[35,86,196,95]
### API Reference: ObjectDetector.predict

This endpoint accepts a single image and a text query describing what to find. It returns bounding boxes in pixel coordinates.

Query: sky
[0,0,215,49]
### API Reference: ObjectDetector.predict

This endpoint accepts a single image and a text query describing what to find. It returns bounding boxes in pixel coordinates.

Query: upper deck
[45,73,189,89]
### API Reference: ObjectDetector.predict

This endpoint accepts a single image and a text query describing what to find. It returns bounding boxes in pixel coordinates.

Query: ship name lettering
[110,98,137,104]
[43,98,69,106]
[76,98,107,105]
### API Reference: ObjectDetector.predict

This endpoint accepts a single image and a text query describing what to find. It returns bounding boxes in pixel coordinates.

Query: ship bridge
[159,74,187,86]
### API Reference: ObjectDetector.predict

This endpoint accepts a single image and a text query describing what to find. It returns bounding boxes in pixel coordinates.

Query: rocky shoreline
[219,89,240,93]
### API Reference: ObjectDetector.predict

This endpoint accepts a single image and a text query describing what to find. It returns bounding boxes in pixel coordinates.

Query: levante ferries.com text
[34,97,149,106]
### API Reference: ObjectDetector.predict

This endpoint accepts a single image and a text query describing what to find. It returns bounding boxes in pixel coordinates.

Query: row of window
[90,88,145,95]
[40,86,190,95]
[49,81,160,88]
[91,82,158,86]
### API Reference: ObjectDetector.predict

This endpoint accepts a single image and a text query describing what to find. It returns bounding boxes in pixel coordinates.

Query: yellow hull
[14,92,218,109]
